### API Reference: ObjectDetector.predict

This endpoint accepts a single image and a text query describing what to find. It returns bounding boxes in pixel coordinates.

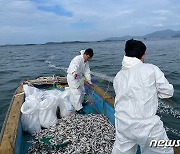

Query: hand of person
[72,71,77,79]
[74,74,77,79]
[87,82,93,87]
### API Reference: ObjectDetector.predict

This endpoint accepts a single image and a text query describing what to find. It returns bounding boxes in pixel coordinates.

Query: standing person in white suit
[67,48,94,114]
[112,39,174,154]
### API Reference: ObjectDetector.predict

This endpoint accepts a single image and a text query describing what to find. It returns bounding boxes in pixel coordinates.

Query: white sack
[43,89,62,100]
[38,90,60,128]
[23,84,44,102]
[58,88,75,117]
[21,96,41,135]
[23,85,39,97]
[21,85,75,132]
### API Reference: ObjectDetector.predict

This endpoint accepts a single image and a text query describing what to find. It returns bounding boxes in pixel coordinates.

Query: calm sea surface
[0,39,180,140]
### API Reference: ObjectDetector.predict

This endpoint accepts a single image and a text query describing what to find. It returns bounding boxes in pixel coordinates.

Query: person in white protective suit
[112,39,174,154]
[67,48,94,114]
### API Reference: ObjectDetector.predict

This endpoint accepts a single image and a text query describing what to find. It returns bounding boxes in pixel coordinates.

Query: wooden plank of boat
[86,82,114,107]
[0,83,24,154]
[23,76,67,85]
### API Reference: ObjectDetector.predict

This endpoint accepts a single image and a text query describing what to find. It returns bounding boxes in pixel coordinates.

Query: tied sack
[21,96,41,135]
[38,89,61,128]
[58,87,75,117]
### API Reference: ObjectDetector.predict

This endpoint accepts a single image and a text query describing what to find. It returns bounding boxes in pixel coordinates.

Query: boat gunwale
[0,85,18,143]
[0,82,24,154]
[84,81,115,108]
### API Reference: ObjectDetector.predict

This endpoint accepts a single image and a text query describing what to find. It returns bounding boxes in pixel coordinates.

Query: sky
[1,0,180,45]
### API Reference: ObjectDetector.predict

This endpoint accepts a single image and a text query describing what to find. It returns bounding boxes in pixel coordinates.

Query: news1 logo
[150,140,180,147]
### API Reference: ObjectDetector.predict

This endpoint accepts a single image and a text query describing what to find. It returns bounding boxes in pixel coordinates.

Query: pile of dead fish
[28,114,115,154]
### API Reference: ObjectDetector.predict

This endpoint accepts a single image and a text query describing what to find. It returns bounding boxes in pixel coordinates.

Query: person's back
[112,39,174,154]
[114,61,173,119]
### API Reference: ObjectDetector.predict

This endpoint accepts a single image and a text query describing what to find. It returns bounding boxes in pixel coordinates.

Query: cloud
[152,10,171,15]
[152,24,164,28]
[0,0,180,44]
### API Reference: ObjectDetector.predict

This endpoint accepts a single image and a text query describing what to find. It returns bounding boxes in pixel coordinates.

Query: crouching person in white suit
[67,48,94,114]
[112,39,174,154]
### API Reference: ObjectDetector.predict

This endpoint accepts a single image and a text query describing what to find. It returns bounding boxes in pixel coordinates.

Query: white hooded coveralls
[67,50,92,111]
[112,56,174,154]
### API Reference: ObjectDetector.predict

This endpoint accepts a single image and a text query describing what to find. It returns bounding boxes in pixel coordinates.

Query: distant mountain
[45,41,90,45]
[102,29,180,41]
[101,35,132,41]
[144,29,178,38]
[172,33,180,38]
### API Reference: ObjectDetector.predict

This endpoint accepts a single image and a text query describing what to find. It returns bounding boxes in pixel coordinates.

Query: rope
[14,92,25,97]
[90,71,114,83]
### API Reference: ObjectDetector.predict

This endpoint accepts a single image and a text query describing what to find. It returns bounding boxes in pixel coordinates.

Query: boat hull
[0,77,179,154]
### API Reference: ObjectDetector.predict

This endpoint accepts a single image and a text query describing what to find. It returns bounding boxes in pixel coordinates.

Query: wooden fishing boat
[0,76,179,154]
